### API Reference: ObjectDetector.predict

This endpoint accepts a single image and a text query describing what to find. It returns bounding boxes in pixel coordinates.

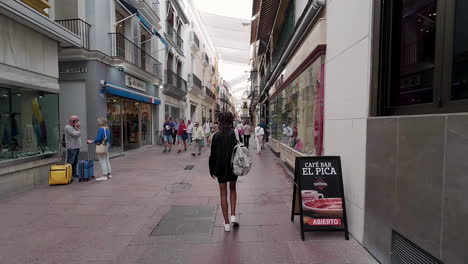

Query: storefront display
[107,93,154,151]
[0,86,59,162]
[269,55,324,155]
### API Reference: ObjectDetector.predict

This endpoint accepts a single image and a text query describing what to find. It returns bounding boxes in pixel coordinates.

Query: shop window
[107,96,122,151]
[0,87,59,163]
[269,56,324,155]
[376,0,468,115]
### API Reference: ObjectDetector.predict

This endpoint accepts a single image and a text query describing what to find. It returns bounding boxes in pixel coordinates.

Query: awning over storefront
[117,0,170,49]
[102,81,161,105]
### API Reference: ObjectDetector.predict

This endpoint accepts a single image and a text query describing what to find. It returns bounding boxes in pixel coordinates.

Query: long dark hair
[218,112,234,134]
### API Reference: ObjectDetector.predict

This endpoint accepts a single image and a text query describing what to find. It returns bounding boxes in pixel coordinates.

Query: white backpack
[232,142,253,176]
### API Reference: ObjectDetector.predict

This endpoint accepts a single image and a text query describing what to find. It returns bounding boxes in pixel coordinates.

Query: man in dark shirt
[162,117,174,153]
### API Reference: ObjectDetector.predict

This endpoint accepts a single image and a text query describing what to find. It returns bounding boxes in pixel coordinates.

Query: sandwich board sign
[291,156,349,240]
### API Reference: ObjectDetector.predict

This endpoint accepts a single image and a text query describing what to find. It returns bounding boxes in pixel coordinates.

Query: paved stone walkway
[0,145,378,264]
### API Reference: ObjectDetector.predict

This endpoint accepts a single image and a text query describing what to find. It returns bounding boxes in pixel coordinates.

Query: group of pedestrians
[234,120,269,154]
[162,117,217,156]
[63,115,112,182]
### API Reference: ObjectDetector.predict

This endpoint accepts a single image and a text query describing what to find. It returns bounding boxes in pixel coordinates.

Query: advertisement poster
[291,156,349,240]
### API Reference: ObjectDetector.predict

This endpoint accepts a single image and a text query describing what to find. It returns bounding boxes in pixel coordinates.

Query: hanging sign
[291,156,349,240]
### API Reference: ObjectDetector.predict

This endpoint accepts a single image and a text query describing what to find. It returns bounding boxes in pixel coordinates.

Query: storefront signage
[59,67,87,74]
[291,156,349,240]
[125,75,146,92]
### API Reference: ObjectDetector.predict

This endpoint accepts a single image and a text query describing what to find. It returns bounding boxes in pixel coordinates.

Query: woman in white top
[254,124,265,154]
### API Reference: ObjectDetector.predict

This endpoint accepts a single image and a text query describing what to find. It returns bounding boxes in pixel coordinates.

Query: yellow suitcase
[49,164,72,185]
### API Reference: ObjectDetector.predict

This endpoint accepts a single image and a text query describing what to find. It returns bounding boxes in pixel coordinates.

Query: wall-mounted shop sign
[291,156,349,240]
[125,75,146,92]
[59,67,88,74]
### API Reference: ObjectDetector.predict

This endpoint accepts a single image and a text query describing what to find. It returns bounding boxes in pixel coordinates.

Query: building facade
[0,0,81,197]
[252,0,468,263]
[56,0,224,156]
[56,0,164,155]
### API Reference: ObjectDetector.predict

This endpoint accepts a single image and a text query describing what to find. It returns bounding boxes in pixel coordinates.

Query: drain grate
[151,205,217,236]
[184,165,195,170]
[391,231,442,264]
[165,182,192,193]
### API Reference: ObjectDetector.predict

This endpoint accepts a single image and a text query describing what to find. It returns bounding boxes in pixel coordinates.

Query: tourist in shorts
[177,119,188,153]
[162,117,174,152]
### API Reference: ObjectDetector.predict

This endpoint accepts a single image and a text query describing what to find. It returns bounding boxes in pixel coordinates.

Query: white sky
[193,0,252,103]
[193,0,253,20]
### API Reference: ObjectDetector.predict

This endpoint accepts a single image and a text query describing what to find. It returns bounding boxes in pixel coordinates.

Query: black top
[209,129,238,181]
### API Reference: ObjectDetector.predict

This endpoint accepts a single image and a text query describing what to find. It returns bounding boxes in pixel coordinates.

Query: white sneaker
[231,215,239,227]
[224,223,231,232]
[95,176,108,181]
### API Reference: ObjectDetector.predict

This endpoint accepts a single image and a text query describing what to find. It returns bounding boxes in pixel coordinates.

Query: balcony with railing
[190,31,200,51]
[203,53,210,67]
[205,86,216,101]
[165,22,184,54]
[138,0,160,24]
[189,73,203,95]
[109,33,162,79]
[56,19,91,49]
[165,70,187,99]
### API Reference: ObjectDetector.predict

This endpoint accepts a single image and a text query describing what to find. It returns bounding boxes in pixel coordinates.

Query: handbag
[95,128,108,155]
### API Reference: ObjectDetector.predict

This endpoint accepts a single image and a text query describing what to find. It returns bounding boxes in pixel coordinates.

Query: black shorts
[216,173,238,184]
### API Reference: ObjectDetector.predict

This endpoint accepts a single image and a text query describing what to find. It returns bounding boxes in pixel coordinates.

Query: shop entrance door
[140,103,152,146]
[123,100,140,150]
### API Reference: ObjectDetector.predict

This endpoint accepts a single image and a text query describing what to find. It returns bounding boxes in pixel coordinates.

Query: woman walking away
[209,112,239,232]
[177,120,188,153]
[87,118,112,181]
[255,123,265,154]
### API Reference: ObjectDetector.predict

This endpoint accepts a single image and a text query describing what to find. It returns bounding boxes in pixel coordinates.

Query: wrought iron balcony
[56,19,91,49]
[205,86,216,101]
[165,70,187,99]
[138,0,160,23]
[166,22,183,53]
[189,74,203,95]
[190,31,200,51]
[109,33,162,79]
[204,53,210,65]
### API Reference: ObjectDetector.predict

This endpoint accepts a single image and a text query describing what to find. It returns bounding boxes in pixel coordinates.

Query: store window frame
[371,0,467,116]
[0,85,60,167]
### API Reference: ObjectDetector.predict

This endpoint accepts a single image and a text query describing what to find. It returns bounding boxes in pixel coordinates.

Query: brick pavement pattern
[0,146,378,264]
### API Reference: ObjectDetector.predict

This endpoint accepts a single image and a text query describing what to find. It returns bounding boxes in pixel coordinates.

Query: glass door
[140,103,152,146]
[107,96,123,152]
[123,99,140,150]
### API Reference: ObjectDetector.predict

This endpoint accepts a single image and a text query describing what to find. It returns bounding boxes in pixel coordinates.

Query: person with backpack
[87,118,112,181]
[255,123,265,154]
[209,112,240,232]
